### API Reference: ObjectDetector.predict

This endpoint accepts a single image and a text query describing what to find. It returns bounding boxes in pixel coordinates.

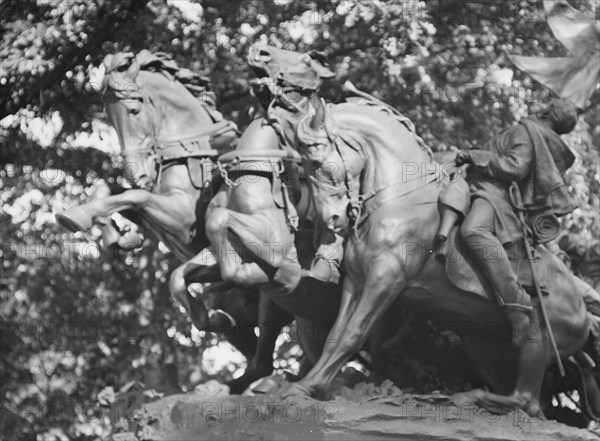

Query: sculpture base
[124,388,598,441]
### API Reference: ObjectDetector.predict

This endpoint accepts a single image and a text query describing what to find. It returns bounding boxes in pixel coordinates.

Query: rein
[119,120,236,159]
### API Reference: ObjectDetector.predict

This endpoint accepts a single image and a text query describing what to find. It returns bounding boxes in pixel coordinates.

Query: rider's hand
[455,150,473,166]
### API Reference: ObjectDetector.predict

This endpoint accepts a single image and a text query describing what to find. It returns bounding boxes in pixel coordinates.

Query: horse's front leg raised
[57,190,155,232]
[283,256,405,398]
[58,189,195,234]
[206,207,301,291]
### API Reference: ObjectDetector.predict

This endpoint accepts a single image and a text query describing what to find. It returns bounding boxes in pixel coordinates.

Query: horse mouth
[249,65,269,79]
[331,225,350,237]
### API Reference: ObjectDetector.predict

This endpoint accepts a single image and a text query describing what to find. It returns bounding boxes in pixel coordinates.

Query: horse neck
[141,72,216,142]
[334,107,434,193]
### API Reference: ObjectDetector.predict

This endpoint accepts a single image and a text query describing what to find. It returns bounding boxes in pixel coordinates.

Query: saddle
[434,175,548,297]
[437,227,548,297]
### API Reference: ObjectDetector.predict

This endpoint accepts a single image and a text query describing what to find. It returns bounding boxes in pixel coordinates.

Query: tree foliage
[1,1,598,439]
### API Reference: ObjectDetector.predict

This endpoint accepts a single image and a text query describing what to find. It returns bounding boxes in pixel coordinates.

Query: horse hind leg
[454,305,550,418]
[227,295,293,394]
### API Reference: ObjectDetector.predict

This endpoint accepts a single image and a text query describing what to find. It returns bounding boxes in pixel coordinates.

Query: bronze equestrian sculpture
[203,116,344,381]
[57,51,293,393]
[244,45,600,420]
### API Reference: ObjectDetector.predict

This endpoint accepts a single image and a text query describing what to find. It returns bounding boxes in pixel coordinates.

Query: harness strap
[157,120,233,144]
[120,121,237,159]
[355,172,440,227]
[218,149,302,164]
[157,120,238,161]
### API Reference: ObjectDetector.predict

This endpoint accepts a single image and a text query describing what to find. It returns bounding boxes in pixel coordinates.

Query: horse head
[293,96,363,236]
[246,45,371,235]
[95,50,220,190]
[294,93,437,237]
[247,44,335,112]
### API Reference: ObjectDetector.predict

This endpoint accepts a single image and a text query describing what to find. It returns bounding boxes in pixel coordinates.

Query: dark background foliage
[1,1,598,439]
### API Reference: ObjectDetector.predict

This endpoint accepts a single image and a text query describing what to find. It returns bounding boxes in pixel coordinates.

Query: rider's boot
[464,233,533,346]
[503,290,534,347]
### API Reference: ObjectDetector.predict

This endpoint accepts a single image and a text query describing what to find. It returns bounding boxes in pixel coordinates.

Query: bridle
[105,79,236,192]
[311,129,440,232]
[308,133,363,227]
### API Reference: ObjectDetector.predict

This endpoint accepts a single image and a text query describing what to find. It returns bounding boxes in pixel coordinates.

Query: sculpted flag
[509,0,600,109]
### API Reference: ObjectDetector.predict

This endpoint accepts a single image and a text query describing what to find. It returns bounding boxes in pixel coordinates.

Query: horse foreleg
[206,207,271,286]
[206,207,301,290]
[286,259,404,398]
[169,248,223,332]
[295,315,335,372]
[58,190,153,231]
[58,190,194,234]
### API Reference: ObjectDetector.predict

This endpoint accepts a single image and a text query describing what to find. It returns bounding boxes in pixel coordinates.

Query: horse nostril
[328,215,340,229]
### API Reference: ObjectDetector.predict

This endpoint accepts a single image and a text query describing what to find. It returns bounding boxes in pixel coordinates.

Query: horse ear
[125,56,140,82]
[103,51,139,83]
[306,51,335,79]
[308,50,328,64]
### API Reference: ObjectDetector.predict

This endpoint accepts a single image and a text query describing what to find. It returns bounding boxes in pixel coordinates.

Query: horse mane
[135,50,218,112]
[341,99,433,158]
[102,50,221,120]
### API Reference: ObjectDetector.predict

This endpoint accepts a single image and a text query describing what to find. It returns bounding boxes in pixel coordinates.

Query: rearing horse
[203,116,344,381]
[247,45,600,420]
[57,51,293,393]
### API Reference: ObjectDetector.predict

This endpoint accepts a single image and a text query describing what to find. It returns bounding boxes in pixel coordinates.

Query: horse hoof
[225,379,248,395]
[279,382,311,399]
[56,207,94,232]
[194,379,230,397]
[450,389,484,407]
[251,375,285,394]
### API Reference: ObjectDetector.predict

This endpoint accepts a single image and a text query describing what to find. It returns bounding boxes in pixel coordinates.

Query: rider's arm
[468,126,534,184]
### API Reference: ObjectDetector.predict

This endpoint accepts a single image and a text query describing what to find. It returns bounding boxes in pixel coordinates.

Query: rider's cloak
[467,116,577,244]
